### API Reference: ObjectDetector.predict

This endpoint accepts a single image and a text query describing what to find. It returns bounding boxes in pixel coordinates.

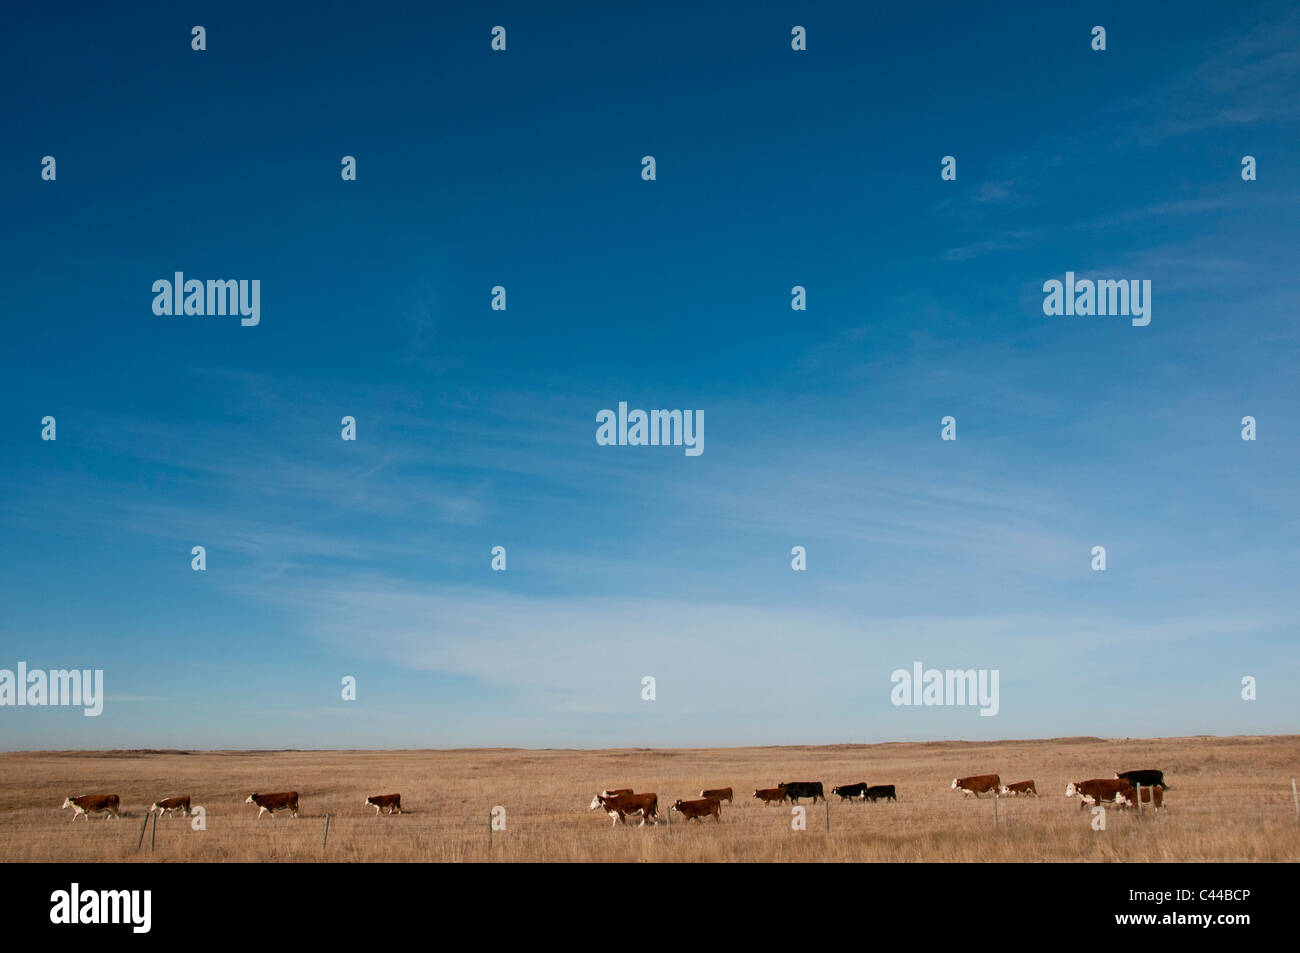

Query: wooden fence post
[1291,777,1298,820]
[993,792,999,826]
[322,813,331,848]
[150,811,157,851]
[1136,783,1143,817]
[136,813,150,850]
[824,797,830,832]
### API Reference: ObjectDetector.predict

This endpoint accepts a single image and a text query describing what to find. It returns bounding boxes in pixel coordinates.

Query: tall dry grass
[2,735,1297,862]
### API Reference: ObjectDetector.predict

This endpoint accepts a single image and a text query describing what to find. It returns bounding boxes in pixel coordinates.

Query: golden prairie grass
[2,735,1297,862]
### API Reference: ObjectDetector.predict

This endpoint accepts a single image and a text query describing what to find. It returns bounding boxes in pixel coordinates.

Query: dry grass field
[2,735,1297,862]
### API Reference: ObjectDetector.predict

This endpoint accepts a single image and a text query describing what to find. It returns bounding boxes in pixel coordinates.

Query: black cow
[863,784,897,802]
[778,781,824,804]
[831,782,867,801]
[1116,769,1168,790]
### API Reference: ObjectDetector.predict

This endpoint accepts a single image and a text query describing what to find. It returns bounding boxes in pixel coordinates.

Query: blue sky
[1,1,1297,749]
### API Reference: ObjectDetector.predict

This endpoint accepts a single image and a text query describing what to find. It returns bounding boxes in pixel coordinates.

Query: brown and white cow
[1122,783,1164,811]
[365,793,402,815]
[753,787,788,805]
[952,774,1001,798]
[150,795,192,817]
[245,791,300,818]
[700,787,733,804]
[61,794,120,821]
[589,791,659,827]
[999,780,1039,798]
[600,788,634,798]
[672,797,722,822]
[1066,779,1134,810]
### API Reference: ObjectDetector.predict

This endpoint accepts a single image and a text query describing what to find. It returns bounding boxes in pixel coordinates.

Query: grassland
[2,734,1297,862]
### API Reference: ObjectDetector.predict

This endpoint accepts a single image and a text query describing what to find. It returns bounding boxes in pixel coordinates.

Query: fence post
[993,792,999,826]
[1136,783,1143,817]
[136,813,150,850]
[1291,777,1298,820]
[824,797,830,832]
[322,813,331,848]
[487,810,492,861]
[150,811,157,851]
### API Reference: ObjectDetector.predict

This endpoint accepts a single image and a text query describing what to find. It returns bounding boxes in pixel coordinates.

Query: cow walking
[999,780,1038,798]
[150,795,192,817]
[365,794,402,815]
[832,782,868,801]
[951,775,1001,798]
[61,794,120,821]
[1116,769,1169,790]
[245,792,300,818]
[589,791,659,827]
[672,798,722,822]
[778,781,824,804]
[1066,779,1134,810]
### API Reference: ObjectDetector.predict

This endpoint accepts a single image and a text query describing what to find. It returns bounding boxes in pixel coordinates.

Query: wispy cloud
[1121,13,1300,143]
[942,229,1040,261]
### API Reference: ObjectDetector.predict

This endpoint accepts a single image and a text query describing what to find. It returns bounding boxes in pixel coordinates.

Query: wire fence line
[8,778,1291,861]
[79,789,1296,853]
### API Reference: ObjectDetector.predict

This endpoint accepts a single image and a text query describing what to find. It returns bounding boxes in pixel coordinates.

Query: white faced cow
[62,794,121,821]
[951,775,1001,798]
[150,795,192,818]
[245,791,300,818]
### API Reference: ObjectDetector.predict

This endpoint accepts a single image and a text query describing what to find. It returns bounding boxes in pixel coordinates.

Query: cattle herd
[54,768,1170,828]
[591,768,1170,827]
[953,768,1170,811]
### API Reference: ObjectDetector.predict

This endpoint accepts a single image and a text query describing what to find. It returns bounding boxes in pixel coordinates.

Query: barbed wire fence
[62,775,1298,861]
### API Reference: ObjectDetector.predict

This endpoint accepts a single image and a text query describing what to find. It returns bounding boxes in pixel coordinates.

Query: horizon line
[5,731,1295,757]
